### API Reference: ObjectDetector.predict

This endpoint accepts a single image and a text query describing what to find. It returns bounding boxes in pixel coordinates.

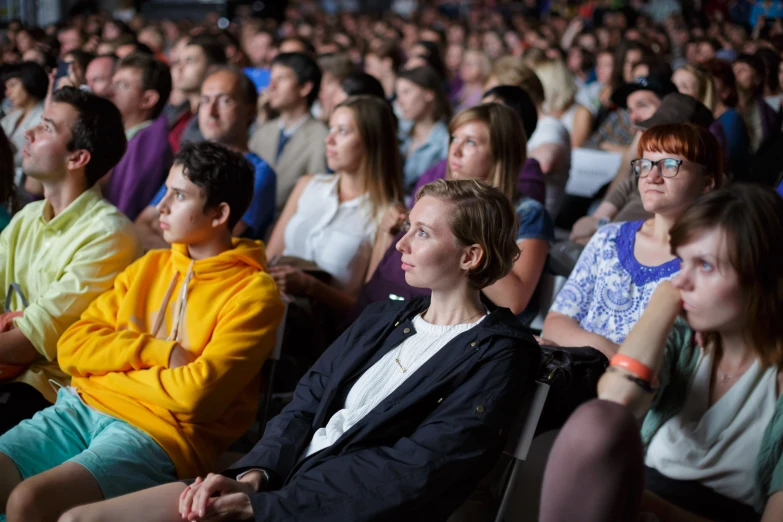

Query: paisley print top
[549,220,679,344]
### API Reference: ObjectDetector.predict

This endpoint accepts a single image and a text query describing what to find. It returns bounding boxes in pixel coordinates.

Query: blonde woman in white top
[533,57,593,148]
[265,95,404,312]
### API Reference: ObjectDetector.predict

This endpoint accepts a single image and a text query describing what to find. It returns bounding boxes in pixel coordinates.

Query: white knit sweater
[304,313,487,457]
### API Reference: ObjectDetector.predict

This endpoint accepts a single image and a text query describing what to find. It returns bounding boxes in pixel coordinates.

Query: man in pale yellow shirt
[0,86,141,434]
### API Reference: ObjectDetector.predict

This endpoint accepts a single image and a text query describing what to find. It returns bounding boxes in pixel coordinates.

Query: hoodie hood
[153,238,269,342]
[170,238,267,279]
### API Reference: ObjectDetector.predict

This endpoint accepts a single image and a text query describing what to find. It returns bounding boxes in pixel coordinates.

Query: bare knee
[6,480,45,522]
[0,453,23,510]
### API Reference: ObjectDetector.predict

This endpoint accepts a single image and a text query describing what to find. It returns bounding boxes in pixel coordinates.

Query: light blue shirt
[399,120,449,196]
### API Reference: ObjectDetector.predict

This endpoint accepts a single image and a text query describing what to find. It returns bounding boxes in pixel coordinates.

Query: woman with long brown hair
[264,95,404,312]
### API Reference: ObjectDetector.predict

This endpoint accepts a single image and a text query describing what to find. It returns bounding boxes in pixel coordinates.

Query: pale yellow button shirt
[1,185,142,402]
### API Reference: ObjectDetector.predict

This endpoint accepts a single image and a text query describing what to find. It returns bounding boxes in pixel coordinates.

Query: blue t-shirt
[150,152,277,239]
[515,197,555,242]
[718,109,750,180]
[243,67,271,92]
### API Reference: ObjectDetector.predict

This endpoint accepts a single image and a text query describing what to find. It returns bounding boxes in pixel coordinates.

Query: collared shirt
[125,120,154,141]
[278,113,311,139]
[276,113,312,162]
[282,174,375,295]
[1,185,141,401]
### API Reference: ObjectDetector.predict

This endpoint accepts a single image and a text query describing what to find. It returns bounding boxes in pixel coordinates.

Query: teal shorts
[0,387,177,501]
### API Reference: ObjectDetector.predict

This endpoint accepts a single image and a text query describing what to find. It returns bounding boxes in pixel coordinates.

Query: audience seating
[494,381,550,522]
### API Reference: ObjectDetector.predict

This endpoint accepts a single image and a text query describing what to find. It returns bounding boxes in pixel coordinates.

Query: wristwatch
[597,216,611,228]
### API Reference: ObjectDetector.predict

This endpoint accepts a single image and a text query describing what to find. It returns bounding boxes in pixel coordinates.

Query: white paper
[565,148,624,198]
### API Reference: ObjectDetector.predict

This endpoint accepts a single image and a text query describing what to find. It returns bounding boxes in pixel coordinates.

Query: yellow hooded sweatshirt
[57,239,284,479]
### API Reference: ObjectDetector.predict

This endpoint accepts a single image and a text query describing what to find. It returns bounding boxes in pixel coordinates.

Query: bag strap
[5,283,28,310]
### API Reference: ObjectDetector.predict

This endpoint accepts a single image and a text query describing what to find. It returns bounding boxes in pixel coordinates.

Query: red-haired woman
[542,123,723,357]
[541,185,783,522]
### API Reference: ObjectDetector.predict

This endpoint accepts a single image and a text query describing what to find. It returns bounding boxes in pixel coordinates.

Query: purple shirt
[105,114,173,221]
[411,158,547,206]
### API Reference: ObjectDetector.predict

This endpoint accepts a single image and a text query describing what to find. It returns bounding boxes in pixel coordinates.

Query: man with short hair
[137,26,167,61]
[136,67,277,249]
[115,40,154,59]
[0,87,141,434]
[610,75,677,127]
[247,30,278,68]
[364,40,403,101]
[84,54,118,97]
[250,52,328,213]
[165,34,227,153]
[106,53,173,221]
[57,26,85,57]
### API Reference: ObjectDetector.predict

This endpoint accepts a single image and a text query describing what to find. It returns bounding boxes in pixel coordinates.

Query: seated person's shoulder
[515,197,555,241]
[9,198,46,222]
[245,152,275,175]
[250,119,281,143]
[292,173,318,192]
[305,117,329,136]
[242,265,284,300]
[90,197,139,237]
[586,220,626,246]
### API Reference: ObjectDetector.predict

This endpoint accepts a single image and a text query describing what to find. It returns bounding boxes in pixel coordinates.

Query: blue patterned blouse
[549,220,680,344]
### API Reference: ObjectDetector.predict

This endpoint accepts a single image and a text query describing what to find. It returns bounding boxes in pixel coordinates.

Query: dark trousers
[0,382,51,435]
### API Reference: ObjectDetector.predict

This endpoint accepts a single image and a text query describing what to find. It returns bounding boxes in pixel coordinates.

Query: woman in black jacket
[62,179,541,522]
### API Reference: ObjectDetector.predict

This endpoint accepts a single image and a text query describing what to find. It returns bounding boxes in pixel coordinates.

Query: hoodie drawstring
[151,260,195,342]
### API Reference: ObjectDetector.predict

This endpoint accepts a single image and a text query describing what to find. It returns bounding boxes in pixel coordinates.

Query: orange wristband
[610,354,654,383]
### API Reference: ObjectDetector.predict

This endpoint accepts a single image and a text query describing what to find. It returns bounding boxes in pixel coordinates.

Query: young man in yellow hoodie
[0,142,285,522]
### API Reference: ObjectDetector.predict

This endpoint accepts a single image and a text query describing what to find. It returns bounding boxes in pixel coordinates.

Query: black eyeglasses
[630,158,684,178]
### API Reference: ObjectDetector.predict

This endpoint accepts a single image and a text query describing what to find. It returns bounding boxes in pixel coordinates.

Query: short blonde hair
[533,57,577,114]
[416,179,521,289]
[488,55,545,108]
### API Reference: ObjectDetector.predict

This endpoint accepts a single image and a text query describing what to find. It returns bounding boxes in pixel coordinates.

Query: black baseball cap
[636,93,715,131]
[611,75,678,109]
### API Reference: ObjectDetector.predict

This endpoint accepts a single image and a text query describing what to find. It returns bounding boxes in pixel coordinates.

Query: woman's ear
[460,244,484,272]
[703,172,717,193]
